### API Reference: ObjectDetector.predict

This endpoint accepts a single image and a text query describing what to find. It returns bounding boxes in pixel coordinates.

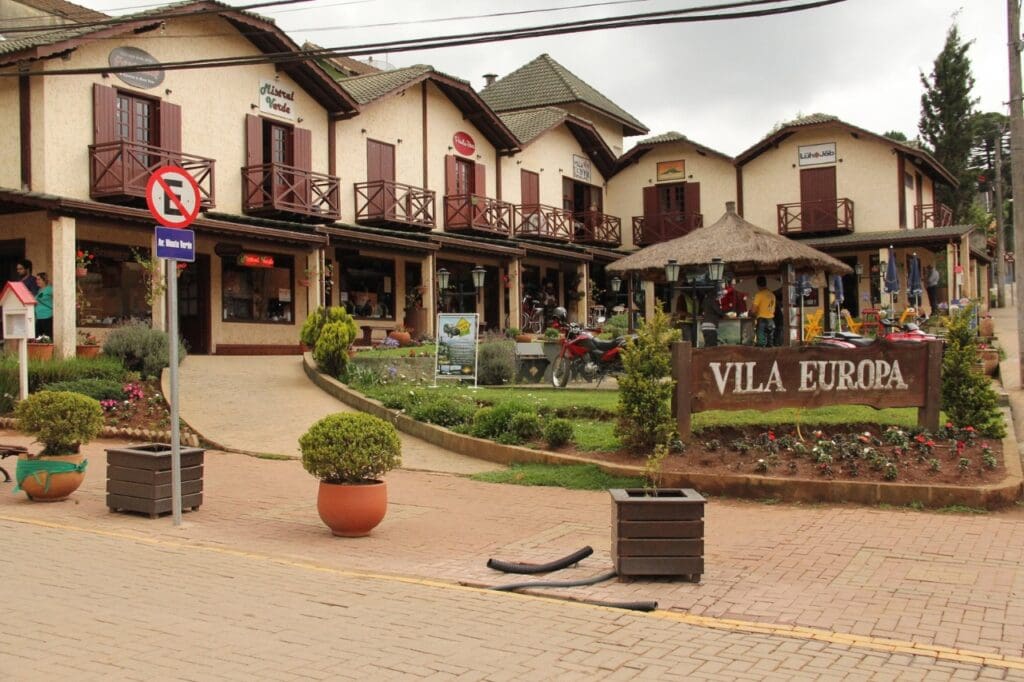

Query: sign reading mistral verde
[259,79,296,120]
[572,154,592,182]
[798,142,837,167]
[671,341,943,438]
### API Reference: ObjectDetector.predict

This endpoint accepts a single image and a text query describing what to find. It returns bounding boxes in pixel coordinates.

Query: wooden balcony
[89,140,215,207]
[572,210,621,247]
[513,203,572,242]
[777,198,854,235]
[914,202,953,229]
[443,193,512,237]
[242,163,340,223]
[354,180,435,231]
[632,212,703,247]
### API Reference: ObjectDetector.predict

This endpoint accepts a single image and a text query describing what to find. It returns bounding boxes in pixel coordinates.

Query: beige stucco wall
[35,14,331,210]
[0,75,20,189]
[561,103,625,157]
[605,142,737,249]
[500,124,606,207]
[740,125,904,233]
[425,82,498,205]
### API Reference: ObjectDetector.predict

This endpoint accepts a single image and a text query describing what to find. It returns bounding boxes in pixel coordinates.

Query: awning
[319,224,439,252]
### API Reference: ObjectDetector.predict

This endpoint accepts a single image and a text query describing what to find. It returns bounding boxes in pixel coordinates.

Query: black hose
[486,546,594,574]
[490,569,619,592]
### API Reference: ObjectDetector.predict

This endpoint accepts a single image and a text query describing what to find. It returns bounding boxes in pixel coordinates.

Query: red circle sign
[146,166,202,228]
[452,131,476,157]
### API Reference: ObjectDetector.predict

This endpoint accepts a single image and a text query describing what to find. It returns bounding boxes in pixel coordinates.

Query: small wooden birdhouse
[1,281,37,340]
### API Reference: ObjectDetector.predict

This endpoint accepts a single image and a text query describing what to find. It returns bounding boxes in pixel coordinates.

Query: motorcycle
[551,320,633,388]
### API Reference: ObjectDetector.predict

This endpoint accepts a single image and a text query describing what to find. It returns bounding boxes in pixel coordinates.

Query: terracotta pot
[979,349,999,375]
[76,345,101,358]
[515,334,534,343]
[316,480,387,537]
[979,317,995,338]
[389,331,412,347]
[76,266,88,277]
[27,342,53,361]
[16,453,87,501]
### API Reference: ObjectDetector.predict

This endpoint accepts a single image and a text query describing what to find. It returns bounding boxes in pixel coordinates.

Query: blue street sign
[155,226,195,262]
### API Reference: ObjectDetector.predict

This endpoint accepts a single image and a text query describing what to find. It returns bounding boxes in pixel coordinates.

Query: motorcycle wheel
[551,356,573,388]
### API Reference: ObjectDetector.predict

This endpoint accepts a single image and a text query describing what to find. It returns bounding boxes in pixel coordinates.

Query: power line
[6,0,845,78]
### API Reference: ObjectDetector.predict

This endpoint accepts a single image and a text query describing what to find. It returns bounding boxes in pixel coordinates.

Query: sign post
[146,166,200,527]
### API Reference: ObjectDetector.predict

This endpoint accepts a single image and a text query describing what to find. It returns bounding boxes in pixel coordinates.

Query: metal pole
[995,130,1007,307]
[167,262,182,526]
[1009,0,1024,386]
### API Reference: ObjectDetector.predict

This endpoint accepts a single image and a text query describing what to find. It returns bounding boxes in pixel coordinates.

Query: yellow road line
[4,514,1023,671]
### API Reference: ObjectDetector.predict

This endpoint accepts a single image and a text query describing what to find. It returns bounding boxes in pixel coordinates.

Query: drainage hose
[489,570,657,612]
[486,546,594,574]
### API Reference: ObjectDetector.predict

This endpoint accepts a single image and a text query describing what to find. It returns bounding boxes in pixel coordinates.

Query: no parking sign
[146,166,201,228]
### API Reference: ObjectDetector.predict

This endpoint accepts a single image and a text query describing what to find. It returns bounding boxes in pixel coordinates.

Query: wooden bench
[0,444,29,483]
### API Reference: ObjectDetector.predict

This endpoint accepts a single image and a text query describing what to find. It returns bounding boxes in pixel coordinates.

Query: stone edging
[303,355,1023,509]
[0,417,201,448]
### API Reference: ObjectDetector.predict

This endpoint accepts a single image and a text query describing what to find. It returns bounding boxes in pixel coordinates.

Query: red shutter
[294,127,312,171]
[93,83,117,144]
[642,186,658,218]
[159,101,182,154]
[521,170,539,206]
[684,182,701,217]
[474,163,486,197]
[245,114,262,167]
[444,155,456,196]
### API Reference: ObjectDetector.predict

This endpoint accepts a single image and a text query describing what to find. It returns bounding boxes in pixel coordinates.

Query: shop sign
[238,253,275,268]
[109,46,164,89]
[798,142,836,167]
[259,78,296,120]
[435,313,479,384]
[452,131,476,156]
[572,154,592,182]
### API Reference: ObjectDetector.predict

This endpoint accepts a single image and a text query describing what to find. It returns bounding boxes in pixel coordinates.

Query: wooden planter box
[106,443,204,518]
[610,487,705,581]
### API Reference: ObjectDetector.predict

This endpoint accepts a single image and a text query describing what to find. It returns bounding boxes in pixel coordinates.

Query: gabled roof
[335,65,520,153]
[6,0,107,24]
[498,106,616,178]
[480,54,648,137]
[615,130,733,175]
[304,43,380,78]
[735,114,957,187]
[0,0,359,117]
[0,281,37,306]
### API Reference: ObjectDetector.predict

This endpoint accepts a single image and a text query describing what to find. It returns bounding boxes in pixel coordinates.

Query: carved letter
[817,361,835,390]
[799,361,816,391]
[874,360,891,389]
[856,359,875,390]
[710,363,732,395]
[886,360,909,390]
[764,361,785,392]
[837,360,856,390]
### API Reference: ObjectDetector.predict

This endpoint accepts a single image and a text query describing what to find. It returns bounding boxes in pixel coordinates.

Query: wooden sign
[671,340,942,438]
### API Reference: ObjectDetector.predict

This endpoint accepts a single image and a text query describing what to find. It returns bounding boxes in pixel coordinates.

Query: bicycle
[521,296,544,334]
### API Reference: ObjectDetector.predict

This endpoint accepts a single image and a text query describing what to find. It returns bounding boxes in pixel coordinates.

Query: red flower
[965,426,975,433]
[915,434,927,443]
[767,431,776,441]
[956,440,965,454]
[945,421,954,429]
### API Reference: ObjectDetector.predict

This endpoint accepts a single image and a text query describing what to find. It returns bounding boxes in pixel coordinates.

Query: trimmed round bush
[15,391,104,455]
[470,401,533,440]
[302,306,358,351]
[409,394,476,428]
[508,412,542,441]
[102,322,185,378]
[543,418,574,448]
[42,378,125,401]
[478,340,515,385]
[299,412,401,484]
[313,321,356,378]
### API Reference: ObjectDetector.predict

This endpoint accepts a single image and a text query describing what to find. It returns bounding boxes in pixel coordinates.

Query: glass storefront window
[337,251,396,320]
[221,252,294,323]
[77,242,151,327]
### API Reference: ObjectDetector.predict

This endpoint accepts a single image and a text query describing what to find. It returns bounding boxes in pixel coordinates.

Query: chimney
[483,73,498,87]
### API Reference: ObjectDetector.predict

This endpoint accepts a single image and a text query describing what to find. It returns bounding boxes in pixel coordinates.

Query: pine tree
[940,306,1005,437]
[919,24,979,223]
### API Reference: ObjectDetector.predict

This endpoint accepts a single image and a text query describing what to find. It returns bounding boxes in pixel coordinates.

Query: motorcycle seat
[592,338,622,352]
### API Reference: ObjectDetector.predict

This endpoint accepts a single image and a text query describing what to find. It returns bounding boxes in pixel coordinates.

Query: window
[337,251,396,320]
[115,92,156,145]
[221,252,294,323]
[77,242,151,327]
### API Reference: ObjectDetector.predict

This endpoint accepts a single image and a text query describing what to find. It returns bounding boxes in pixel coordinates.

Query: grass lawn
[472,463,644,490]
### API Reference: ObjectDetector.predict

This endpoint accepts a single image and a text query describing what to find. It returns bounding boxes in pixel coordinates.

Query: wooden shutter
[293,126,312,205]
[474,163,486,197]
[642,186,658,218]
[799,167,837,230]
[245,114,263,167]
[684,181,701,217]
[521,170,539,206]
[444,155,457,195]
[93,83,117,144]
[366,140,395,183]
[159,101,182,154]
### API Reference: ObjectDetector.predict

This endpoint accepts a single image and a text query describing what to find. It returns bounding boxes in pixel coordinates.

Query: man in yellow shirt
[751,275,776,347]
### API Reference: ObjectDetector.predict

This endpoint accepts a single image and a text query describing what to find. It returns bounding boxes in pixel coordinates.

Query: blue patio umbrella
[884,245,900,308]
[832,273,845,307]
[908,253,923,309]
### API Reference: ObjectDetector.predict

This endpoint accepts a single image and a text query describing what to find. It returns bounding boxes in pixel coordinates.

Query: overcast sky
[93,0,1010,156]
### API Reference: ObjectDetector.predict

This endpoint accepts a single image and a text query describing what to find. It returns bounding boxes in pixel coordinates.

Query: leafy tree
[919,24,979,223]
[883,130,909,142]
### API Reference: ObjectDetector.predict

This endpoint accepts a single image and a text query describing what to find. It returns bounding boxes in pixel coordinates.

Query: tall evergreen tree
[919,24,979,223]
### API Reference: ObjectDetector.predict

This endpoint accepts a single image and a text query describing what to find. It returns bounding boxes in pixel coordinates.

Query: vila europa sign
[452,131,476,156]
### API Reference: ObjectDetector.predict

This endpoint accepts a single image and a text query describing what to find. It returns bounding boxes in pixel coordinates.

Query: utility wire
[5,0,846,78]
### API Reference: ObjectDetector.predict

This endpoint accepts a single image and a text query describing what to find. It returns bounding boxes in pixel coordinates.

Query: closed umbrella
[884,245,900,310]
[831,273,844,330]
[908,253,923,310]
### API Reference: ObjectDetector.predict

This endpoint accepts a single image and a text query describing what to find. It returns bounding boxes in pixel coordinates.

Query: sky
[88,0,1011,156]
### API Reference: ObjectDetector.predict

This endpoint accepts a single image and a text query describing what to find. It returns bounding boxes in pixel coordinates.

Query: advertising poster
[435,313,479,384]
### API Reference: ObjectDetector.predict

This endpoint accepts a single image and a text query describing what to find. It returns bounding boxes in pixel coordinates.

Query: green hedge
[0,355,127,413]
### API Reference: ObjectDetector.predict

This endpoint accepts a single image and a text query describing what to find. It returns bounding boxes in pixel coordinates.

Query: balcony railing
[913,202,953,229]
[354,180,435,231]
[572,210,621,247]
[777,198,854,235]
[632,212,703,247]
[242,163,340,222]
[443,193,512,237]
[513,203,573,242]
[89,140,215,207]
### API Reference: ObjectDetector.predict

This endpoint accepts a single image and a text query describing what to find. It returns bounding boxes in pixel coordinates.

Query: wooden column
[918,339,943,431]
[672,341,693,440]
[51,215,76,359]
[509,257,521,332]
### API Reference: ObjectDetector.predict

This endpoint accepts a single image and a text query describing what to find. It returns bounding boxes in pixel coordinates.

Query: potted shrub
[13,391,104,501]
[389,325,413,347]
[299,412,402,537]
[27,334,53,361]
[76,330,101,358]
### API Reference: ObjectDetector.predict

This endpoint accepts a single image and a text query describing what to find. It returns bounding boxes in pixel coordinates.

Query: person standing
[925,265,940,316]
[751,275,776,347]
[700,288,723,347]
[15,259,39,295]
[34,272,53,339]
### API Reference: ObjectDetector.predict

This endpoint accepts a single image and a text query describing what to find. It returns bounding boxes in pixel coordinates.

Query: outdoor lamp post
[471,265,486,305]
[436,267,450,291]
[855,261,864,279]
[708,257,725,283]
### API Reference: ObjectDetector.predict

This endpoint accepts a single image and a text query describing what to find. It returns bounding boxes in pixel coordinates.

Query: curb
[304,354,1023,510]
[0,416,202,447]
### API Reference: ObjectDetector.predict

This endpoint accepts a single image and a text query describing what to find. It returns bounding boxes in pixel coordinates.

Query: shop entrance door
[177,253,210,354]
